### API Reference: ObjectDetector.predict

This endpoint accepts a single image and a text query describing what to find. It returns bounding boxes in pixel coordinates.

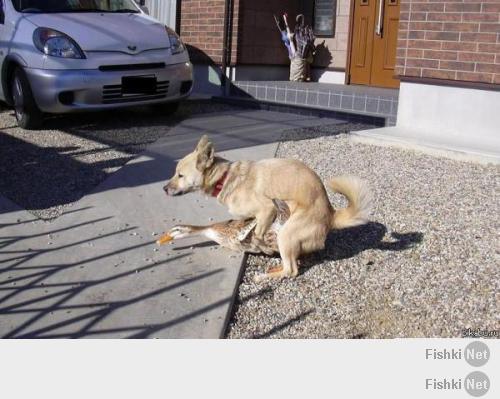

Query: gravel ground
[0,101,241,219]
[227,126,499,338]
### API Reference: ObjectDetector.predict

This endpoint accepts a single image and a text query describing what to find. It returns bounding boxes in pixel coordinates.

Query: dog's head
[163,135,215,196]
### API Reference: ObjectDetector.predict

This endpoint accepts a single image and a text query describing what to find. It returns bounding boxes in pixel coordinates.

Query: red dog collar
[211,171,228,197]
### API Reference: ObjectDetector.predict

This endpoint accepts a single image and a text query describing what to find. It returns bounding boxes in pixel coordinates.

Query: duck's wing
[272,199,291,225]
[236,219,257,241]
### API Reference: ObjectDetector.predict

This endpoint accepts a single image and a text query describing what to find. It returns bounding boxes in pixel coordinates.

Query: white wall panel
[146,0,177,29]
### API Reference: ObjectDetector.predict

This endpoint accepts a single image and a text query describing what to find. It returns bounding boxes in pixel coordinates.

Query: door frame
[345,0,357,85]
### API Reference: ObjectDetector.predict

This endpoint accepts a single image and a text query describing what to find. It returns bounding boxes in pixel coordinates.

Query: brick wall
[396,1,500,85]
[179,0,240,64]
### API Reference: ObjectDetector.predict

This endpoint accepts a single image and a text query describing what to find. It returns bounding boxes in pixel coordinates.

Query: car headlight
[165,26,185,55]
[33,28,85,59]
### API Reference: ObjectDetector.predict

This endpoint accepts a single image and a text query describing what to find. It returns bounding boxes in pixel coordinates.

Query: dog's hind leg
[254,248,299,282]
[253,204,277,255]
[253,212,328,282]
[278,232,300,278]
[254,205,276,239]
[254,221,300,281]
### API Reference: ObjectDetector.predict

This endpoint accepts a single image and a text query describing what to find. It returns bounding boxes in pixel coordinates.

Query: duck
[157,199,290,254]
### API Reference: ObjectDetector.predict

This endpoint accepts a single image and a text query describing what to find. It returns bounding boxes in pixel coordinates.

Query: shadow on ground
[226,222,424,338]
[0,207,231,338]
[244,222,423,273]
[253,309,315,339]
[0,100,366,217]
[323,222,423,262]
[0,43,381,218]
[0,102,238,215]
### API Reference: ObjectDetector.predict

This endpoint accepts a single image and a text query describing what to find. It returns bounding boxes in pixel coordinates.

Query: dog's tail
[328,176,372,230]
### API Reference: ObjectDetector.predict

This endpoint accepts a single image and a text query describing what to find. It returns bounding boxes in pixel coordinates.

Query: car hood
[25,13,170,54]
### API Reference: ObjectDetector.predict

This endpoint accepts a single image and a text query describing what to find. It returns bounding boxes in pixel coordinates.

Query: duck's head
[167,225,194,239]
[156,225,194,245]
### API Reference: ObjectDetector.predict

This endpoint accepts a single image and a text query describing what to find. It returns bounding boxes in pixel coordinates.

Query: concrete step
[352,126,500,165]
[227,81,399,126]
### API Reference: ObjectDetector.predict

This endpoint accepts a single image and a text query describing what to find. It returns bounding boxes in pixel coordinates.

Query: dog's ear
[195,135,214,171]
[195,135,211,152]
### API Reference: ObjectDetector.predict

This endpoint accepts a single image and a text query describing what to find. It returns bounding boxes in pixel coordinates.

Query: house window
[313,0,336,37]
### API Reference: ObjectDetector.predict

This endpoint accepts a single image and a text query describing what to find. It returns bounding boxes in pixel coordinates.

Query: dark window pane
[314,0,336,37]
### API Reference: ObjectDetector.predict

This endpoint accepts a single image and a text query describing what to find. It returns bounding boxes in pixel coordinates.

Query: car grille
[102,81,169,104]
[99,63,166,72]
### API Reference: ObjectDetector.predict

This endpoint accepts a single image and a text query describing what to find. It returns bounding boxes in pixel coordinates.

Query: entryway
[349,0,401,89]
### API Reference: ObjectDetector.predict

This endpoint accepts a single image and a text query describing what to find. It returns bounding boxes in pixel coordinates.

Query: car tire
[150,101,180,116]
[11,67,44,130]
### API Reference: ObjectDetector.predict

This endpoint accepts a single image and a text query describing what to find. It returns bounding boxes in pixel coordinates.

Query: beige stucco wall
[312,0,350,70]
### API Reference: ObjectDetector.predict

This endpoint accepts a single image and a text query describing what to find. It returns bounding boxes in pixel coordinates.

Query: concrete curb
[219,134,284,338]
[352,127,500,165]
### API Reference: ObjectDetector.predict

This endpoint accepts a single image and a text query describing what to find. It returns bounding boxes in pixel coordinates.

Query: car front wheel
[12,67,44,130]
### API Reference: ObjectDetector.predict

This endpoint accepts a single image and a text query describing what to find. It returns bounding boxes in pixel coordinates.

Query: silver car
[0,0,193,129]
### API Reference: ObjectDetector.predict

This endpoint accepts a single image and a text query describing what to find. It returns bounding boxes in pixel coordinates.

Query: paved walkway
[0,109,341,338]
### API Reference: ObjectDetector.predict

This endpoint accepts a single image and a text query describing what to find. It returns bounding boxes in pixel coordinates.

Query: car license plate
[122,76,157,94]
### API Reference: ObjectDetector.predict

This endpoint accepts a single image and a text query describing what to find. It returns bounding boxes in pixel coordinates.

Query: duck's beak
[156,233,174,245]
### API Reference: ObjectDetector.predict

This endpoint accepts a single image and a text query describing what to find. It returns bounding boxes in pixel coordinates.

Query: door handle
[375,0,385,36]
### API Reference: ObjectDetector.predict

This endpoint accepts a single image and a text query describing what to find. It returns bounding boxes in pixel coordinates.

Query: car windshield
[13,0,140,13]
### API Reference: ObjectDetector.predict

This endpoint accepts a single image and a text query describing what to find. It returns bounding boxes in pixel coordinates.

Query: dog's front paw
[253,266,285,283]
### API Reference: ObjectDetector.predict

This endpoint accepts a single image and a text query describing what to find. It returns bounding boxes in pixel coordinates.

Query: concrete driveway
[0,105,342,338]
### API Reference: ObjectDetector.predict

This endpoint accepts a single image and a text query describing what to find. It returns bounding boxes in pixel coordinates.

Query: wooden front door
[349,0,400,88]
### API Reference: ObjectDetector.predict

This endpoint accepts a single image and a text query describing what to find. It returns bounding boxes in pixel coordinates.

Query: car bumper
[24,62,193,113]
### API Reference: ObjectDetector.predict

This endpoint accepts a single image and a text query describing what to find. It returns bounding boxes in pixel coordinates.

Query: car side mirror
[140,5,149,15]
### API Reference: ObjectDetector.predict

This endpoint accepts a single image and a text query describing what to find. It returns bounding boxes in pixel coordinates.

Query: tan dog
[164,135,372,280]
